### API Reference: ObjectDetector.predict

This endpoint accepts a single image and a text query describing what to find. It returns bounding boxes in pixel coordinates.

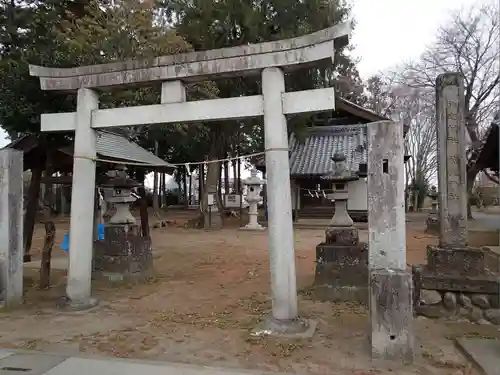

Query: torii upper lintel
[29,22,351,91]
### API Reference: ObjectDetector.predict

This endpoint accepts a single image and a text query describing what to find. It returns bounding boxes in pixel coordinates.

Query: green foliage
[0,0,365,170]
[157,0,365,155]
[409,176,430,210]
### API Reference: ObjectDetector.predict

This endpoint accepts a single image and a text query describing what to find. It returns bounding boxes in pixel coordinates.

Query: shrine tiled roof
[289,124,367,176]
[475,112,500,173]
[94,130,174,167]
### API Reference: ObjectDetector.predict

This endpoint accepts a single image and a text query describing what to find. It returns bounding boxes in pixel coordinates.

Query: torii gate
[30,24,350,333]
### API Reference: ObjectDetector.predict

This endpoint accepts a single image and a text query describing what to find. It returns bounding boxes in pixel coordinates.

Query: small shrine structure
[254,99,411,222]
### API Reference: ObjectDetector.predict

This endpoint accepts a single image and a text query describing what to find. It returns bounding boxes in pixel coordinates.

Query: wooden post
[138,186,150,238]
[39,221,56,289]
[367,120,413,363]
[183,169,188,208]
[23,165,43,262]
[188,172,192,205]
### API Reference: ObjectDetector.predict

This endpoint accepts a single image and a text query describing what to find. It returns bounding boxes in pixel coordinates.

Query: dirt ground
[0,210,493,375]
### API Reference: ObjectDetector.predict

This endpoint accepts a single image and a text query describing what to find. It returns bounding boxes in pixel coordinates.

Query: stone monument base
[425,214,439,234]
[413,245,500,325]
[93,223,153,282]
[370,268,414,364]
[251,316,317,339]
[313,227,369,304]
[57,296,99,312]
[239,224,266,231]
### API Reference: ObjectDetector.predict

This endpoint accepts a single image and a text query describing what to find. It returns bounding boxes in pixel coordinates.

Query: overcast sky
[0,0,487,150]
[351,0,486,79]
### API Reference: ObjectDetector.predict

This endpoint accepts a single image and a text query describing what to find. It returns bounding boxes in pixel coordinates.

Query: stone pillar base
[239,224,266,231]
[251,316,317,339]
[93,224,153,282]
[57,296,99,312]
[370,268,414,364]
[425,214,439,234]
[412,246,500,325]
[313,227,369,304]
[426,245,497,276]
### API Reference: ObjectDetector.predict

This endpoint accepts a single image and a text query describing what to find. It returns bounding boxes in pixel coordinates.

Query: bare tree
[365,74,437,209]
[396,1,500,216]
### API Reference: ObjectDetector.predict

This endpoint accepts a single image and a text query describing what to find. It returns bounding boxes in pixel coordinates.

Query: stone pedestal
[314,226,369,303]
[370,268,414,364]
[425,214,439,234]
[240,198,265,231]
[93,224,153,282]
[425,189,439,234]
[414,246,500,324]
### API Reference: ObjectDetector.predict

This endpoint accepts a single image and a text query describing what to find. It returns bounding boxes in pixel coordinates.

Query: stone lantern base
[93,223,153,282]
[240,224,266,231]
[425,213,439,234]
[313,226,369,304]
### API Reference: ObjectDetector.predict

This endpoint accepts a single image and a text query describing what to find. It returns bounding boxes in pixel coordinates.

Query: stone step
[0,349,289,375]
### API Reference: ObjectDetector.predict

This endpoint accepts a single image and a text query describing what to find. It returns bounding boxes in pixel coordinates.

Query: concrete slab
[456,338,500,375]
[44,357,283,375]
[0,353,68,375]
[0,350,13,360]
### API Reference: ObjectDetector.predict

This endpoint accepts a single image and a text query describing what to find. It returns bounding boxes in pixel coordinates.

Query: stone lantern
[240,168,266,231]
[313,152,369,304]
[93,165,152,282]
[425,186,439,234]
[324,153,359,227]
[101,167,140,224]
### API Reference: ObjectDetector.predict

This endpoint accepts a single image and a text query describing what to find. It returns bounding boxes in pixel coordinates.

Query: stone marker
[435,73,468,248]
[0,149,24,308]
[367,121,414,363]
[413,73,500,325]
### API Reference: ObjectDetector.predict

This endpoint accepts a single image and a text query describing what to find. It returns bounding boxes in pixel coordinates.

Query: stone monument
[240,168,266,231]
[0,149,24,308]
[425,186,439,234]
[367,121,413,363]
[93,166,153,281]
[313,153,369,303]
[413,73,500,324]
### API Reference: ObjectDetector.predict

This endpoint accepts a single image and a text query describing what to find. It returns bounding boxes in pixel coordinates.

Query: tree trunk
[224,159,229,195]
[138,186,150,238]
[237,156,241,194]
[24,166,43,262]
[189,172,193,205]
[203,137,224,229]
[199,164,205,205]
[43,162,55,217]
[39,221,56,289]
[232,160,237,193]
[160,172,165,208]
[183,170,188,208]
[152,141,160,216]
[218,163,224,210]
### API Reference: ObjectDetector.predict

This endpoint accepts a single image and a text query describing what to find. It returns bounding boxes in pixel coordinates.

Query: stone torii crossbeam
[28,23,414,350]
